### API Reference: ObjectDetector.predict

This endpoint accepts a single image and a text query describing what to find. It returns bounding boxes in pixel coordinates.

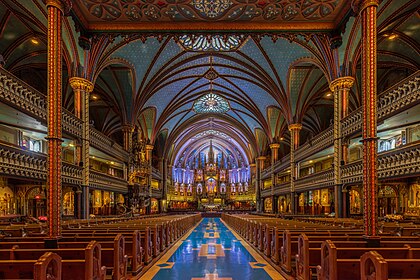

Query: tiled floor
[141,218,284,280]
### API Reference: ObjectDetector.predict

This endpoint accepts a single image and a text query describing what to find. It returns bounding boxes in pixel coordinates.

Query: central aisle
[141,217,284,280]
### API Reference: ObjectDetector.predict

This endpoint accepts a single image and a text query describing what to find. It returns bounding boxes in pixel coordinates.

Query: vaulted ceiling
[0,0,418,167]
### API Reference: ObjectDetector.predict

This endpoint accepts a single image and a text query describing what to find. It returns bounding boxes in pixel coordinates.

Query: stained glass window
[193,93,230,113]
[179,35,242,51]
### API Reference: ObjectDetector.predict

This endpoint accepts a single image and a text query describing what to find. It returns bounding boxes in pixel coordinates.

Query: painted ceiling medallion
[193,93,230,114]
[179,35,241,51]
[191,0,233,18]
[204,68,219,80]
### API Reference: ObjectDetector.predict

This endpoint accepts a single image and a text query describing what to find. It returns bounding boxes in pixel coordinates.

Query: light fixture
[31,38,40,45]
[91,95,99,100]
[69,143,74,147]
[388,34,398,40]
[309,160,313,163]
[326,92,332,97]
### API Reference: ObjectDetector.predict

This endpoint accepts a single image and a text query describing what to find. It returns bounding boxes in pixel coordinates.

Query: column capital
[145,144,154,151]
[352,0,379,14]
[69,77,94,93]
[45,0,72,14]
[329,76,355,92]
[288,123,302,131]
[256,156,266,161]
[121,124,134,133]
[269,143,280,150]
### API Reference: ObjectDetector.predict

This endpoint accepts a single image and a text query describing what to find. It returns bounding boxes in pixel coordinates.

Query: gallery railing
[0,143,82,185]
[342,71,420,138]
[89,170,128,192]
[0,67,128,160]
[342,141,420,185]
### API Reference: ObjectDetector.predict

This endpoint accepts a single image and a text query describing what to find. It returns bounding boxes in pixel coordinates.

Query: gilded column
[256,156,266,212]
[45,0,69,240]
[270,143,280,213]
[330,77,355,218]
[289,123,302,214]
[353,0,379,237]
[160,158,168,212]
[249,163,256,210]
[146,144,154,212]
[122,124,134,185]
[122,124,134,152]
[69,77,93,220]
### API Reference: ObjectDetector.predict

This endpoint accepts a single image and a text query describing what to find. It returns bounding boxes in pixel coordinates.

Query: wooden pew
[0,242,105,280]
[0,252,61,280]
[33,252,62,280]
[360,250,420,280]
[316,240,420,280]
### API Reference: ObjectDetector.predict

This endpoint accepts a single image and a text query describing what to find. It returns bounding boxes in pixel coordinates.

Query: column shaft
[69,77,93,220]
[354,0,379,236]
[270,143,280,213]
[46,0,64,239]
[330,77,355,218]
[289,123,302,214]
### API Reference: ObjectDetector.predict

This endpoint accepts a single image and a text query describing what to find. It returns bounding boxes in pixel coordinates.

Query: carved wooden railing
[89,170,128,192]
[260,187,272,197]
[294,169,334,192]
[0,143,82,185]
[89,127,128,161]
[151,187,162,198]
[62,109,83,139]
[295,126,334,162]
[0,68,46,120]
[342,142,420,184]
[262,154,291,180]
[342,71,420,138]
[0,67,130,159]
[261,167,271,179]
[151,167,162,180]
[341,159,363,184]
[0,67,83,138]
[274,182,291,196]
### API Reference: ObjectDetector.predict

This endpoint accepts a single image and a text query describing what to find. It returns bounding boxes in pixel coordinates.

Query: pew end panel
[33,252,62,280]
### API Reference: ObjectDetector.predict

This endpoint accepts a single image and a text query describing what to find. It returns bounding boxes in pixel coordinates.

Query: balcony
[261,154,291,180]
[294,126,333,162]
[0,67,128,160]
[342,142,420,185]
[342,71,420,138]
[151,167,162,180]
[294,169,334,192]
[89,127,128,161]
[0,143,82,185]
[89,170,128,192]
[0,67,83,138]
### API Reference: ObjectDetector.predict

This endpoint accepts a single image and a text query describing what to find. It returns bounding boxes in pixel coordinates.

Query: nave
[141,217,283,280]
